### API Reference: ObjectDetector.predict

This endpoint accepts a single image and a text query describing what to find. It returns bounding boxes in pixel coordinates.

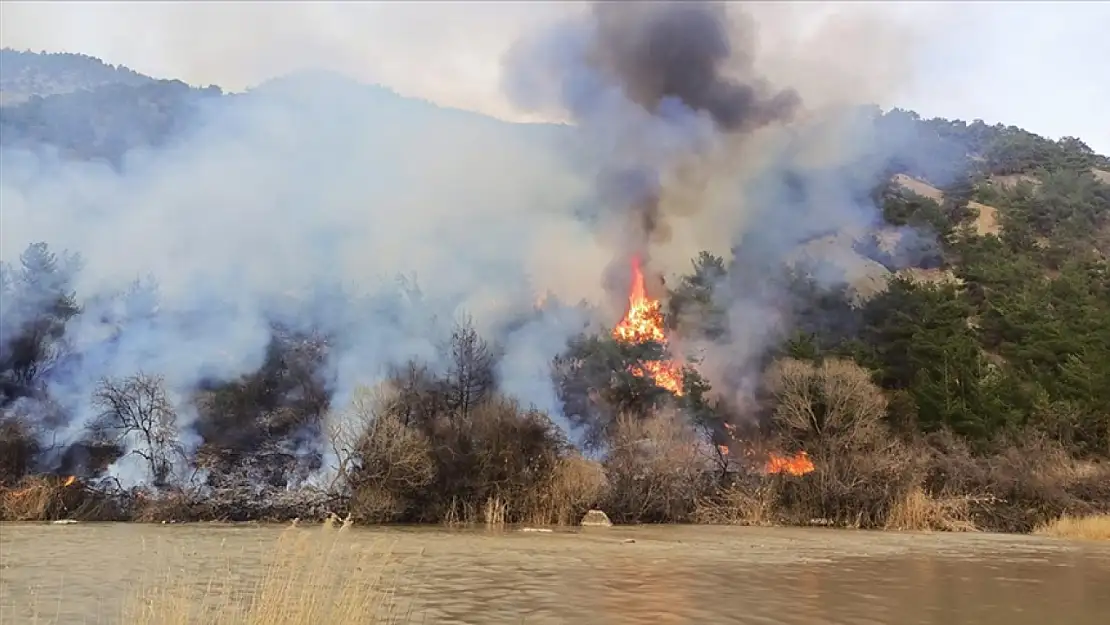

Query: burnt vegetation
[2,52,1110,532]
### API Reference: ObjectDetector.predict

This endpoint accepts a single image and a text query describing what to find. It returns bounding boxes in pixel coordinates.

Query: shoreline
[4,515,1107,541]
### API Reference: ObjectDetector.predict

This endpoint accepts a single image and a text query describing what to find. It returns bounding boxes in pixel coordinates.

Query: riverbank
[4,409,1109,535]
[4,476,1110,541]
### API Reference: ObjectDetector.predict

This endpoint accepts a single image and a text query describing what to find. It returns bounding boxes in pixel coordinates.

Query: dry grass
[695,481,778,526]
[0,475,69,521]
[891,174,944,201]
[989,173,1041,190]
[1034,514,1110,541]
[523,455,607,527]
[885,486,977,532]
[125,515,413,624]
[968,201,1001,236]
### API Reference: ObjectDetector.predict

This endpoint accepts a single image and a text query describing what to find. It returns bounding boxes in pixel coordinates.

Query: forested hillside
[0,49,156,104]
[1,51,1107,532]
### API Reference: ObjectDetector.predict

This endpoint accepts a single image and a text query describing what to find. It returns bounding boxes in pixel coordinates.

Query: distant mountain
[0,55,572,168]
[1,50,1106,295]
[0,48,156,104]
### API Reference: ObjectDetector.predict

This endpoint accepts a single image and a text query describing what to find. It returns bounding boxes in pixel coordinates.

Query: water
[2,523,1109,624]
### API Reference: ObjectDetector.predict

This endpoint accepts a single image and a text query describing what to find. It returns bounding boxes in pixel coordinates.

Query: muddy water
[1,523,1109,625]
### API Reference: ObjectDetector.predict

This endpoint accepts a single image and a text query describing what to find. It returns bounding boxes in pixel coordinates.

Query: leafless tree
[602,409,712,522]
[94,372,183,488]
[442,318,496,419]
[763,358,888,452]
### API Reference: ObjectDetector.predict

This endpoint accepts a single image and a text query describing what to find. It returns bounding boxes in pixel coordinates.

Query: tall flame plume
[612,257,684,395]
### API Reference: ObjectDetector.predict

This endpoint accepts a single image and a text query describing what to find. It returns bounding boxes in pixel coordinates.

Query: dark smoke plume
[589,1,800,131]
[503,1,801,279]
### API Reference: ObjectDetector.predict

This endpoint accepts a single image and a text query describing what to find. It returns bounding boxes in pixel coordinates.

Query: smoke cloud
[0,74,611,483]
[500,1,929,406]
[2,1,945,483]
[503,1,802,266]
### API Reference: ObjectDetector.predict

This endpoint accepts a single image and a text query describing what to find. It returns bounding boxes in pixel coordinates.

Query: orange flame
[63,476,77,487]
[764,451,815,476]
[612,257,684,395]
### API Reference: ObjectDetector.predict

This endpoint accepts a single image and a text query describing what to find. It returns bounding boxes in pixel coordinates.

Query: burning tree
[611,256,685,395]
[553,256,713,449]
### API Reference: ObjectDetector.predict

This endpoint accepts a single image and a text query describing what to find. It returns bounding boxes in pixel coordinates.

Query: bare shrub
[523,454,608,526]
[94,373,184,488]
[603,409,713,523]
[131,489,203,523]
[974,432,1110,532]
[0,475,58,520]
[695,477,778,526]
[763,358,926,528]
[339,385,435,523]
[420,396,567,524]
[765,358,887,451]
[0,415,38,486]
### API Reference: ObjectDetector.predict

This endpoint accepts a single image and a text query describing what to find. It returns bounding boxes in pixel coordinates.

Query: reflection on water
[1,523,1109,624]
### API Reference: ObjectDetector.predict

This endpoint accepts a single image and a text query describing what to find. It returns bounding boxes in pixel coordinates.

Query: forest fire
[719,424,815,476]
[764,452,815,476]
[612,257,685,395]
[63,476,77,487]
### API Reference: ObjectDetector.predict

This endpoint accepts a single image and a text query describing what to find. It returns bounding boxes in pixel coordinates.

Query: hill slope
[0,48,156,104]
[1,50,1108,532]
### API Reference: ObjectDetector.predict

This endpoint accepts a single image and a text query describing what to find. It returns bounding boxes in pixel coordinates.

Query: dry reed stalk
[694,482,777,526]
[884,487,977,532]
[1034,514,1110,541]
[483,496,507,529]
[125,514,413,624]
[0,476,65,521]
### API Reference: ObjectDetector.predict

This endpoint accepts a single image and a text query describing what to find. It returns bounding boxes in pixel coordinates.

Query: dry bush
[336,379,576,526]
[976,433,1110,532]
[602,409,714,523]
[763,358,927,528]
[764,358,888,452]
[0,415,38,486]
[1034,514,1110,541]
[885,486,977,532]
[131,489,207,523]
[338,385,435,523]
[523,454,608,526]
[0,474,88,520]
[0,475,58,520]
[695,477,778,526]
[420,397,567,525]
[917,429,1110,533]
[126,516,411,624]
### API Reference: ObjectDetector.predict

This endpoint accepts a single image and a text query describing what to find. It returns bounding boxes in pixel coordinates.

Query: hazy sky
[2,1,1107,154]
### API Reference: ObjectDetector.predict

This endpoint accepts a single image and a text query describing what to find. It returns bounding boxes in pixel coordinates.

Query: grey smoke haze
[1,77,609,484]
[2,1,962,483]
